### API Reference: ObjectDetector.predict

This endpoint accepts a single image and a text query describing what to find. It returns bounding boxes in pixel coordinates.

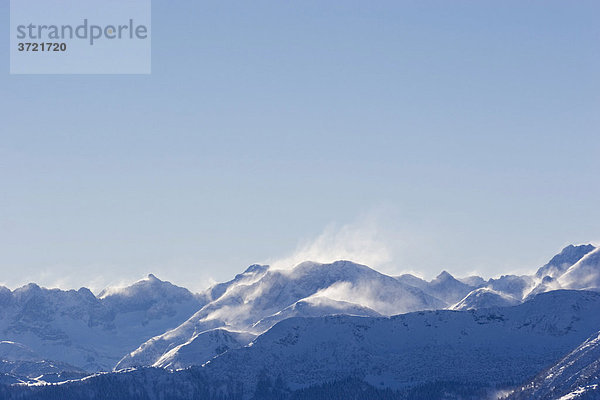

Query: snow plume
[97,274,159,299]
[559,247,600,290]
[204,303,254,323]
[312,281,420,316]
[311,281,389,314]
[269,214,394,272]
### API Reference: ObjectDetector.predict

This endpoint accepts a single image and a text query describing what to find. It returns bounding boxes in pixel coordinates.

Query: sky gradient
[1,0,599,292]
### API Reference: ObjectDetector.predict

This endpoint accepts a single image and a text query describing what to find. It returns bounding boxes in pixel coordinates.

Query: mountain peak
[434,271,455,281]
[14,283,41,294]
[427,270,475,305]
[557,247,600,290]
[536,244,596,279]
[243,264,268,274]
[98,274,194,302]
[290,260,375,281]
[293,260,369,272]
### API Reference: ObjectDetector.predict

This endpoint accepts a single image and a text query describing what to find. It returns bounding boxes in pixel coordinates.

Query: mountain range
[0,273,205,373]
[0,243,598,399]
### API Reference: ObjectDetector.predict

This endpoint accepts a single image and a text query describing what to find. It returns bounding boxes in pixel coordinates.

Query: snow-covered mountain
[146,297,381,370]
[450,287,520,310]
[453,244,597,308]
[396,269,535,309]
[396,271,480,306]
[395,269,531,310]
[205,264,269,302]
[458,275,487,287]
[558,247,600,291]
[507,329,600,400]
[1,241,599,395]
[153,328,255,369]
[424,270,476,304]
[485,274,534,300]
[200,290,600,395]
[536,244,596,279]
[0,275,204,372]
[251,296,381,333]
[7,289,600,400]
[116,260,445,370]
[394,273,429,290]
[523,244,598,299]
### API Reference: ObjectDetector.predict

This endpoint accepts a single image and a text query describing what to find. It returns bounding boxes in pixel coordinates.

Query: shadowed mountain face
[508,330,600,400]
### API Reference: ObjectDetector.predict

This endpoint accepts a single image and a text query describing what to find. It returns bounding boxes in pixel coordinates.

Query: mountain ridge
[0,274,205,373]
[1,242,599,395]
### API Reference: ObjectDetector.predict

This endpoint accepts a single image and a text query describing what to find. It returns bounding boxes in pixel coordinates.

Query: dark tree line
[0,369,513,400]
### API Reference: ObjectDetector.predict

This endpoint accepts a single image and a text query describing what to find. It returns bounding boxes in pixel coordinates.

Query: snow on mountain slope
[447,245,596,309]
[458,275,487,287]
[0,275,204,372]
[116,260,444,370]
[0,342,39,362]
[99,274,206,338]
[0,359,85,380]
[3,243,598,378]
[558,247,600,291]
[536,244,596,279]
[251,296,381,333]
[394,274,429,290]
[507,330,600,400]
[485,274,533,300]
[450,287,520,310]
[6,290,600,400]
[0,342,86,380]
[523,244,597,299]
[153,328,256,369]
[205,264,268,302]
[117,245,600,371]
[523,275,561,301]
[0,342,83,381]
[201,290,600,395]
[396,272,478,305]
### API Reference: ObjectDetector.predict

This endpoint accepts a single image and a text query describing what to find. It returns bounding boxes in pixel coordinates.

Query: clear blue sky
[1,1,599,292]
